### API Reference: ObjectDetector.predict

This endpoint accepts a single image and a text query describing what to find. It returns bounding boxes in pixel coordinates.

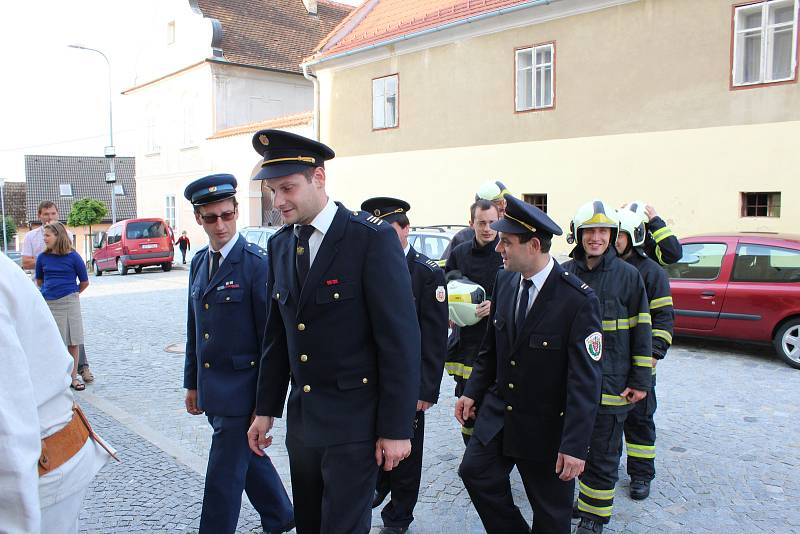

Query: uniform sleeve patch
[585,332,603,361]
[435,285,446,303]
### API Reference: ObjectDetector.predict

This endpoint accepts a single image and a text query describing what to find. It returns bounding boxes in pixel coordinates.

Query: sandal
[70,379,86,391]
[79,367,95,383]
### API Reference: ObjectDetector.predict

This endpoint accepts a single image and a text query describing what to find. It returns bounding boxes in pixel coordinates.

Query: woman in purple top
[35,222,90,390]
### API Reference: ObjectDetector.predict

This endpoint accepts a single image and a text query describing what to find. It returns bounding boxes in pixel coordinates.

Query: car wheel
[134,266,143,274]
[774,318,800,370]
[93,261,103,277]
[162,262,172,272]
[117,258,128,276]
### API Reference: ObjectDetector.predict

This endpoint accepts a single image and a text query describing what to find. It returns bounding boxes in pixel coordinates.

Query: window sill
[145,152,161,157]
[730,76,797,90]
[515,105,555,114]
[180,145,199,152]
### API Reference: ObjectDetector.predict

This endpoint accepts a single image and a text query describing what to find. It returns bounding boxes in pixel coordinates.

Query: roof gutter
[303,0,556,68]
[302,63,321,141]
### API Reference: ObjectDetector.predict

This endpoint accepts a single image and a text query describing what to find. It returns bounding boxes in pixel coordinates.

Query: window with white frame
[372,75,398,129]
[59,184,73,197]
[165,195,176,229]
[516,43,555,111]
[733,0,798,86]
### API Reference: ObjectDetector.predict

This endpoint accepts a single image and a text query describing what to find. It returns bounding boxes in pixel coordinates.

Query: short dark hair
[470,199,498,221]
[194,196,238,214]
[38,201,57,214]
[393,214,410,229]
[518,231,552,253]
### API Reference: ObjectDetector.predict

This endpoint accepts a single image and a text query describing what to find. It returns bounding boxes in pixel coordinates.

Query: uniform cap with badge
[360,197,410,225]
[490,194,562,236]
[251,129,335,181]
[184,174,238,206]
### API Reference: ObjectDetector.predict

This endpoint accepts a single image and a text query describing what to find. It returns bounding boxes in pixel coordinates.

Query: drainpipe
[302,63,320,141]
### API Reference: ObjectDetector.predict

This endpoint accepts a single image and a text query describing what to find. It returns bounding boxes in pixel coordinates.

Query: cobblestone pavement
[77,267,800,533]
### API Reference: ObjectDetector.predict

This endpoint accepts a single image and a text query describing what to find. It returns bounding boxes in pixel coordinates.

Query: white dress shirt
[209,232,240,271]
[294,198,338,266]
[515,255,555,317]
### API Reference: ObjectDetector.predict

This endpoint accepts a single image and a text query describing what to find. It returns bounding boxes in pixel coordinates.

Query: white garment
[0,253,112,534]
[208,231,240,270]
[294,198,337,266]
[515,255,555,317]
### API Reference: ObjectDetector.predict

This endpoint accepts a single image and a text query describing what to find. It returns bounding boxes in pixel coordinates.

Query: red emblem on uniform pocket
[325,279,339,286]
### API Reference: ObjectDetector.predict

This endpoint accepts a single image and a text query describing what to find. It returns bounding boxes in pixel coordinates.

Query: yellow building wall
[327,120,800,257]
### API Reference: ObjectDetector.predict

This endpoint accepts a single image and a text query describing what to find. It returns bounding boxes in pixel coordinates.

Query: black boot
[575,518,604,533]
[630,479,651,500]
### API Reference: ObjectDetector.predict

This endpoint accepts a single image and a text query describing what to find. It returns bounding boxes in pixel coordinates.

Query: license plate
[141,244,158,249]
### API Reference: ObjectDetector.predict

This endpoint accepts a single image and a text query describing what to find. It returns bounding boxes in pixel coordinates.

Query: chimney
[302,0,317,14]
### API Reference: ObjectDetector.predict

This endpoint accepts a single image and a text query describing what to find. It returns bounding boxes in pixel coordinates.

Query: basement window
[523,194,548,213]
[741,191,781,217]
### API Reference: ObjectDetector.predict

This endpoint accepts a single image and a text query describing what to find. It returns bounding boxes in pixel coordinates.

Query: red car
[92,218,174,276]
[666,233,800,369]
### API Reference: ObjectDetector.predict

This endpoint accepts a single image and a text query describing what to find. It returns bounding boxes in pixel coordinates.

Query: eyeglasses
[199,210,236,224]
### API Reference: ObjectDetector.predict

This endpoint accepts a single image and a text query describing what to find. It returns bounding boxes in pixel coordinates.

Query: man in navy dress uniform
[246,131,421,534]
[456,195,603,534]
[183,174,293,534]
[361,197,449,534]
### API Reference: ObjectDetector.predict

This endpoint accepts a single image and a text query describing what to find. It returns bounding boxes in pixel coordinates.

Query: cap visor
[192,192,237,206]
[253,162,314,181]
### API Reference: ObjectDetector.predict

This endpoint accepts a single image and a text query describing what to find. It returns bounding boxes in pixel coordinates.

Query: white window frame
[165,195,176,229]
[59,184,73,197]
[167,21,176,45]
[113,184,125,196]
[372,74,398,130]
[732,0,799,87]
[515,42,555,112]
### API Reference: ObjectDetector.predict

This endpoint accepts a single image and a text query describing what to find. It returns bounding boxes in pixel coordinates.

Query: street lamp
[0,178,6,254]
[68,44,117,224]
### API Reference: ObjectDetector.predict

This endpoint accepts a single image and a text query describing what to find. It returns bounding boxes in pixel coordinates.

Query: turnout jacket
[563,247,652,414]
[407,246,449,404]
[255,203,421,447]
[643,216,681,266]
[184,235,269,416]
[625,250,674,359]
[464,262,602,460]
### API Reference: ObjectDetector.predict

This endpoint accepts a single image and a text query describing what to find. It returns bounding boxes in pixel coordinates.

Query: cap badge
[208,186,217,193]
[259,134,269,146]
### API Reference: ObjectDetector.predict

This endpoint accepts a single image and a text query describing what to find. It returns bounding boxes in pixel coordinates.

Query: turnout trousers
[577,412,627,524]
[624,373,657,481]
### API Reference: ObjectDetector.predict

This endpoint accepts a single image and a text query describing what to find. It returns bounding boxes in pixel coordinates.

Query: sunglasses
[199,210,236,224]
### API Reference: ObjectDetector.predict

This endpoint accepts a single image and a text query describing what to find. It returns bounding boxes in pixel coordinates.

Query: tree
[1,216,16,250]
[67,198,108,238]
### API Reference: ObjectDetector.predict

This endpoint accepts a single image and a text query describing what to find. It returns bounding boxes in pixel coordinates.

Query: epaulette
[244,241,268,259]
[561,270,594,295]
[349,210,382,231]
[413,253,441,272]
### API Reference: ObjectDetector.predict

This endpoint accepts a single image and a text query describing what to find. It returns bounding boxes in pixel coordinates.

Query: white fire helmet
[617,208,647,248]
[623,200,650,225]
[447,279,487,327]
[566,200,620,245]
[475,180,511,202]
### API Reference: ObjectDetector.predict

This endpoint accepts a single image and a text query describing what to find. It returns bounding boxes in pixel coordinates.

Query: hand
[652,358,658,369]
[247,415,275,456]
[454,396,476,426]
[375,438,411,471]
[417,400,433,412]
[184,389,204,415]
[555,452,585,481]
[645,204,658,221]
[620,387,647,404]
[475,300,492,319]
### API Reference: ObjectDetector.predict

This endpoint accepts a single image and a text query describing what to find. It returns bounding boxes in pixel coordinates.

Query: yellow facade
[313,0,799,255]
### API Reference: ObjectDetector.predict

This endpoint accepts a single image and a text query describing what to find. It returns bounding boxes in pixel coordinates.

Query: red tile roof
[311,0,537,61]
[196,0,354,73]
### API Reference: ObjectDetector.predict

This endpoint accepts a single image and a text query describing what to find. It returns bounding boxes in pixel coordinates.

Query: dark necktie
[209,251,221,280]
[295,225,315,287]
[515,279,534,338]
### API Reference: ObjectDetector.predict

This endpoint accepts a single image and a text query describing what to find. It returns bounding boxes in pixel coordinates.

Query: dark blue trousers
[200,414,293,534]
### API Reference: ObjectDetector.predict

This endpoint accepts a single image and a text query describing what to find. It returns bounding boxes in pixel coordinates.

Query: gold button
[506,405,513,412]
[300,354,308,362]
[226,296,231,301]
[204,333,209,340]
[508,383,514,389]
[298,323,306,331]
[204,303,209,310]
[334,292,340,300]
[510,360,516,366]
[362,377,368,384]
[303,385,311,393]
[250,361,255,367]
[542,341,548,347]
[276,292,280,299]
[203,362,210,368]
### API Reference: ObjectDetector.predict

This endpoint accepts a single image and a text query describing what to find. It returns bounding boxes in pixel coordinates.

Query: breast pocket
[316,283,354,305]
[528,334,562,351]
[215,288,244,304]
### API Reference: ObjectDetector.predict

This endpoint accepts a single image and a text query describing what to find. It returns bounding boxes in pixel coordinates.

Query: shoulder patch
[584,332,603,361]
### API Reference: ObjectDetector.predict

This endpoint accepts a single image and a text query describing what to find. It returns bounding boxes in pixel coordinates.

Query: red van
[92,218,174,276]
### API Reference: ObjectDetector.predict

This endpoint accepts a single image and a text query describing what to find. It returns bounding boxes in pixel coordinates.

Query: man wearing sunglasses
[182,174,293,534]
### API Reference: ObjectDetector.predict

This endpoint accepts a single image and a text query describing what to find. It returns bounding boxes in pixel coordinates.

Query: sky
[0,0,362,183]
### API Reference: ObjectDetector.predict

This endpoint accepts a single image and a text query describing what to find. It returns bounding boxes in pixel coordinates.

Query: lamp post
[68,44,117,224]
[0,178,7,254]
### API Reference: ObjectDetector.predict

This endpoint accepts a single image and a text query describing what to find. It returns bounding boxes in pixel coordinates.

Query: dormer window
[59,184,73,197]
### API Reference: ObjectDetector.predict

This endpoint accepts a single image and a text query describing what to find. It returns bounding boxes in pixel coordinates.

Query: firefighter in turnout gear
[622,201,681,266]
[562,200,652,534]
[615,209,674,501]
